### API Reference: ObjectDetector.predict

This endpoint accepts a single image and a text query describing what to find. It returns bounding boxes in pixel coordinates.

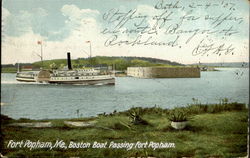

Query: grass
[1,102,248,157]
[1,67,17,73]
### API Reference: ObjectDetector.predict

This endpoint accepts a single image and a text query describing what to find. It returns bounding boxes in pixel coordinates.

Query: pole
[89,41,92,67]
[41,43,43,68]
[17,63,20,73]
[89,42,92,58]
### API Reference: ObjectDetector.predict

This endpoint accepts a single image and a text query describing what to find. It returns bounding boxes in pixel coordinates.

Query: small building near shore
[21,65,40,71]
[127,67,200,78]
[21,65,33,71]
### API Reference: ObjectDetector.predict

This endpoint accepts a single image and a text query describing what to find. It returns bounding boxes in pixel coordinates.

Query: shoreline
[1,102,248,157]
[2,66,248,73]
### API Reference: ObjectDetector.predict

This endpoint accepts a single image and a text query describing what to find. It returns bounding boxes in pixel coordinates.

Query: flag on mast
[37,41,42,45]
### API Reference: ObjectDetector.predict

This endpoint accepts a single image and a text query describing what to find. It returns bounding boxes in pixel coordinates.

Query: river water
[1,68,249,120]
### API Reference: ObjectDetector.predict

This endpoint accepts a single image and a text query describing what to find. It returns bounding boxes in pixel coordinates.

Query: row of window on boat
[52,73,99,77]
[52,76,102,80]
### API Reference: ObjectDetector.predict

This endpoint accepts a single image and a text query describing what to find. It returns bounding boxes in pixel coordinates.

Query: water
[1,68,249,120]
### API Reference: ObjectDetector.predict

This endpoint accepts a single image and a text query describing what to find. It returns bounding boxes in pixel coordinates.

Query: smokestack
[67,52,72,70]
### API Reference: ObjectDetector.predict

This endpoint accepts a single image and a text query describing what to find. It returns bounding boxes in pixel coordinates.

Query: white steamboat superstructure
[16,52,115,85]
[37,69,115,85]
[16,71,39,82]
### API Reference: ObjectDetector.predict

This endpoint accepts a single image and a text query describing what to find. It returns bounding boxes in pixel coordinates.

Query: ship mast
[17,63,20,73]
[86,41,92,58]
[41,42,43,67]
[37,41,43,68]
[89,41,92,58]
[85,41,92,66]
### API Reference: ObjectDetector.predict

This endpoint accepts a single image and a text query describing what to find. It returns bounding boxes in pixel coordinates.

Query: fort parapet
[127,67,200,78]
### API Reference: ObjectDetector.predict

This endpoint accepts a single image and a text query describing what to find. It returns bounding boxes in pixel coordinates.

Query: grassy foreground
[1,102,248,158]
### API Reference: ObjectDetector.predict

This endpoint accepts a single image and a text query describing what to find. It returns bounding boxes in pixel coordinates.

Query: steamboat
[16,52,115,85]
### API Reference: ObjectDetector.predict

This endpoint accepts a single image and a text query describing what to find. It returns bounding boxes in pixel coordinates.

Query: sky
[1,0,249,64]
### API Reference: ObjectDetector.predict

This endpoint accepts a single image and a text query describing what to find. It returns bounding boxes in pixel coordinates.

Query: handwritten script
[101,0,245,56]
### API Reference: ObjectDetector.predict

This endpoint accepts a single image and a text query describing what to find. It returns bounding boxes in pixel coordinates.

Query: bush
[186,102,246,115]
[128,108,149,125]
[186,104,208,114]
[168,109,188,122]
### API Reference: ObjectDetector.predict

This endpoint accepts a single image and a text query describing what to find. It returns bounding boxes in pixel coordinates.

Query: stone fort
[127,67,200,78]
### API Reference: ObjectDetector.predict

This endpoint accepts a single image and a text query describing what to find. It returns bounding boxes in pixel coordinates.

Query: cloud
[2,8,11,40]
[6,10,33,35]
[2,7,10,20]
[2,3,249,65]
[2,5,106,64]
[61,4,99,29]
[61,4,99,19]
[2,30,44,64]
[136,4,159,15]
[45,4,101,41]
[34,8,49,17]
[3,7,49,37]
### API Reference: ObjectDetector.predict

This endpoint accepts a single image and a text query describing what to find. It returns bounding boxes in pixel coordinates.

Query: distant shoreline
[2,66,249,73]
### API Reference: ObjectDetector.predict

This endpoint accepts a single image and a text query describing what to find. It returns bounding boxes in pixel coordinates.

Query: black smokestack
[67,52,72,70]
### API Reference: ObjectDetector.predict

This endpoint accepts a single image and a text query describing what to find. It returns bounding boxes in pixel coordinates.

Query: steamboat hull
[48,78,115,85]
[16,77,36,82]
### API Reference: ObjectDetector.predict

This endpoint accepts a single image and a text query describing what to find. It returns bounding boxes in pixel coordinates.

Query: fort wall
[127,67,200,78]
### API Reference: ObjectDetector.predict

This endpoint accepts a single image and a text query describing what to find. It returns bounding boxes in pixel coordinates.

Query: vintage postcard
[1,0,249,157]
